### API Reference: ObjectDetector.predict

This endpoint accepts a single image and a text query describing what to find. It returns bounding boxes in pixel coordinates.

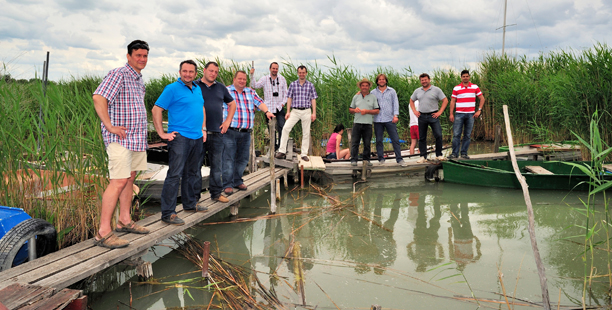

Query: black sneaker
[448,154,458,159]
[162,214,185,226]
[351,161,357,166]
[461,154,470,159]
[183,205,209,213]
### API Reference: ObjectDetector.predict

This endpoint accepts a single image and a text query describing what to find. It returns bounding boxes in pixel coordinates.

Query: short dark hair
[375,73,388,84]
[270,62,279,69]
[127,40,149,55]
[234,70,247,79]
[333,124,345,133]
[297,65,307,72]
[204,61,219,69]
[179,60,197,71]
[419,73,430,80]
[461,69,470,76]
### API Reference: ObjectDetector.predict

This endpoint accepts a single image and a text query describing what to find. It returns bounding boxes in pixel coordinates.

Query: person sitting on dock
[349,78,380,166]
[372,74,407,167]
[410,73,448,163]
[194,62,236,204]
[448,70,485,159]
[275,65,318,162]
[152,60,209,226]
[409,100,420,155]
[325,124,350,160]
[223,71,275,195]
[92,40,151,249]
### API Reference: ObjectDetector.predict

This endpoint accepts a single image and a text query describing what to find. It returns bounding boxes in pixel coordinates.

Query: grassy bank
[1,43,610,247]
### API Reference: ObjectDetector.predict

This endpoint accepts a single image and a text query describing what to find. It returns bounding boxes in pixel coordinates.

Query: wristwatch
[202,127,207,131]
[478,108,482,111]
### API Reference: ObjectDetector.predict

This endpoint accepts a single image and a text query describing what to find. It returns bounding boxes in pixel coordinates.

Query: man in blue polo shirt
[153,60,208,226]
[194,61,236,203]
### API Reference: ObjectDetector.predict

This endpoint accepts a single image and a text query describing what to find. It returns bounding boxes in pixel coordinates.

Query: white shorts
[106,143,147,179]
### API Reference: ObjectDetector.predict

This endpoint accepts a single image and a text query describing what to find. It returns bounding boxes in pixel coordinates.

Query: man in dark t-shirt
[194,61,236,202]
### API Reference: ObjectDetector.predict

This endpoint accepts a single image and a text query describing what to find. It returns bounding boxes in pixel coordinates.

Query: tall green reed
[563,111,612,306]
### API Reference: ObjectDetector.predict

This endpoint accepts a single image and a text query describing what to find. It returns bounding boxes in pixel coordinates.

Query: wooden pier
[0,167,289,297]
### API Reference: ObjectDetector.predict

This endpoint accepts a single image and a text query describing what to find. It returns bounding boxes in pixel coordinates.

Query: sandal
[94,231,129,249]
[116,220,150,234]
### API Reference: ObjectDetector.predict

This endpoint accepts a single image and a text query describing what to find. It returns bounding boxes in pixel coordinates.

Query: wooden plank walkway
[299,156,326,171]
[0,167,288,292]
[0,284,85,310]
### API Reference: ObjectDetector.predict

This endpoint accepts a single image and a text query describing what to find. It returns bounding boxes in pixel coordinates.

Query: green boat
[441,160,612,191]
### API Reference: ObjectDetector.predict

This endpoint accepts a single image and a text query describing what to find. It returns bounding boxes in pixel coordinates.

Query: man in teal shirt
[349,78,380,166]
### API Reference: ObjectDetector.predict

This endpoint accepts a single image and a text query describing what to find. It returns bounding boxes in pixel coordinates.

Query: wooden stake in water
[269,118,277,214]
[503,105,551,310]
[202,241,210,278]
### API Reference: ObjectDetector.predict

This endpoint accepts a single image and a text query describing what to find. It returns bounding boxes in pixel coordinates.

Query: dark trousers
[161,134,202,219]
[266,108,286,151]
[374,122,402,162]
[350,123,373,162]
[203,132,224,199]
[418,114,443,158]
[222,129,251,189]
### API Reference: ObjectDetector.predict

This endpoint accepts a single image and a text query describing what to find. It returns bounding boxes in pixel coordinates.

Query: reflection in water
[87,179,612,309]
[407,195,444,272]
[448,202,481,271]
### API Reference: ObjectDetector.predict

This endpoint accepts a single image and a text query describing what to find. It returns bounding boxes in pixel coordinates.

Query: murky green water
[85,171,612,309]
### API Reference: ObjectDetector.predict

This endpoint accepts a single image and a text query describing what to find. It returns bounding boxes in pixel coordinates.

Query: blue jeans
[222,128,251,189]
[204,132,224,199]
[160,133,203,219]
[350,123,373,162]
[451,113,475,156]
[374,122,402,162]
[418,113,443,158]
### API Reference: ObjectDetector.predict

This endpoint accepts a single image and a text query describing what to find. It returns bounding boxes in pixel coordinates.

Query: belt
[293,107,310,110]
[229,127,252,133]
[419,110,438,115]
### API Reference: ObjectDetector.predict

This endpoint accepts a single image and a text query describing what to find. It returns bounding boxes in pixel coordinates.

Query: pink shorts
[410,125,419,140]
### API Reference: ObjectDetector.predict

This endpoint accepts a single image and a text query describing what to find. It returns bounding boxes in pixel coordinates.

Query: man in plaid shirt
[250,62,287,151]
[223,71,274,195]
[275,65,318,162]
[92,40,150,249]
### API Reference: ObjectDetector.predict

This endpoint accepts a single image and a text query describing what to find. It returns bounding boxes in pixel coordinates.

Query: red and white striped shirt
[451,82,482,113]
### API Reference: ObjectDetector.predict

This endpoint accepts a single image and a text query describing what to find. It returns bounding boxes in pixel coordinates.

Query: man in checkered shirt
[92,40,150,249]
[275,65,318,162]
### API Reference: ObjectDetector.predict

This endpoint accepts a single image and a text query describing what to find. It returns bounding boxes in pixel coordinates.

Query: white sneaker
[436,156,446,161]
[398,160,408,167]
[416,157,427,164]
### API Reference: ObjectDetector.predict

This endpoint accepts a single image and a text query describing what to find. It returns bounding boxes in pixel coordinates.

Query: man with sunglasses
[250,62,287,151]
[93,40,150,249]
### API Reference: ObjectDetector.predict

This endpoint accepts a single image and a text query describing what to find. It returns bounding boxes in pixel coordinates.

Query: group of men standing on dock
[91,39,485,249]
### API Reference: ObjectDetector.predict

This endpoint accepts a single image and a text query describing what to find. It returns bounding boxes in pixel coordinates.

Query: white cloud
[0,0,610,81]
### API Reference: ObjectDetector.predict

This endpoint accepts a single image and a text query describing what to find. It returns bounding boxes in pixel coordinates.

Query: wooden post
[202,241,210,278]
[300,165,304,189]
[269,118,277,214]
[503,105,550,310]
[283,171,289,189]
[493,124,502,153]
[276,179,281,201]
[347,128,352,149]
[249,129,256,173]
[287,138,294,160]
[361,159,367,181]
[230,202,239,216]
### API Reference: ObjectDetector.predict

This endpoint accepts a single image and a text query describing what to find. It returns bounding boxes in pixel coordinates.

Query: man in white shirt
[250,62,288,151]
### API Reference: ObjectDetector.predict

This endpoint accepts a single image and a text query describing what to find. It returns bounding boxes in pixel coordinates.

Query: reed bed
[2,43,611,248]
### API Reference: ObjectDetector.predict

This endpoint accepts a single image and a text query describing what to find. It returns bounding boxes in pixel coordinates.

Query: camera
[272,92,279,97]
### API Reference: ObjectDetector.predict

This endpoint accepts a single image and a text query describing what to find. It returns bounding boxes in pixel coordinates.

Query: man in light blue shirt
[372,74,406,166]
[153,60,208,226]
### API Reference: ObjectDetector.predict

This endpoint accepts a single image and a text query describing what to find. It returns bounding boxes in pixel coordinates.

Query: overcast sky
[1,0,610,81]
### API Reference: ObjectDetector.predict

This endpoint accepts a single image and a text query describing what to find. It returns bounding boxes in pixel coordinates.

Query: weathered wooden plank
[300,156,325,171]
[525,166,554,175]
[0,167,282,287]
[27,168,288,289]
[19,288,81,310]
[468,149,540,160]
[0,284,54,309]
[603,164,612,173]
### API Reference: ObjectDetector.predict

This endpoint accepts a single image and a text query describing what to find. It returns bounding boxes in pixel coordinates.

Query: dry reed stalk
[313,280,341,310]
[496,263,512,310]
